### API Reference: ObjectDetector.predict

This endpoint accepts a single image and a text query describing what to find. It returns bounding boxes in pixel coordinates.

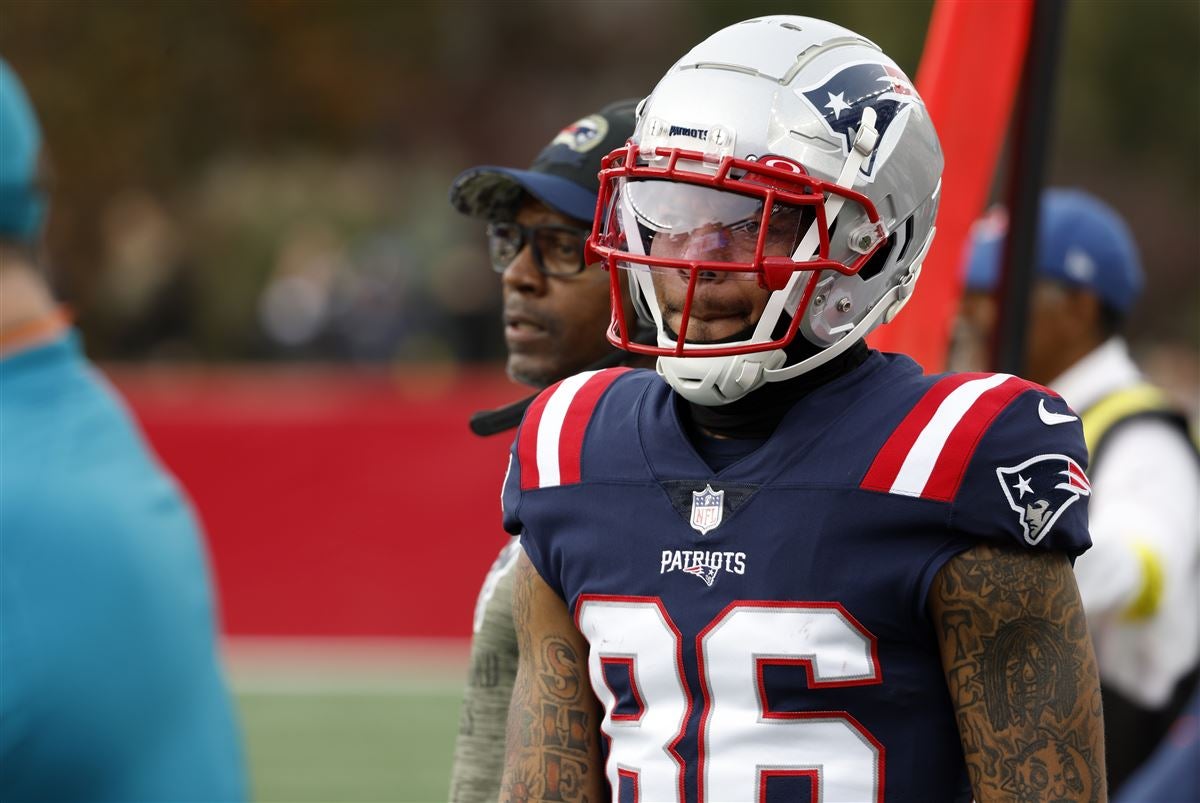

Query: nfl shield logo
[690,484,725,535]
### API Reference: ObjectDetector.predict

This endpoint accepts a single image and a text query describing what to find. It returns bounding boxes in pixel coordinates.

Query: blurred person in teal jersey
[0,58,245,801]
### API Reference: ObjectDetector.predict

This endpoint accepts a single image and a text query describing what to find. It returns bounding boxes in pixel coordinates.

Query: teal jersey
[0,332,245,802]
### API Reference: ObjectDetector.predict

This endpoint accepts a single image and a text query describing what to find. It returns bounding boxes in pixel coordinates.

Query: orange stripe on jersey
[0,306,71,359]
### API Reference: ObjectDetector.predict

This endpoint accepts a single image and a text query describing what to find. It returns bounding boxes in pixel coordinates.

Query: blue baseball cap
[0,57,46,243]
[963,188,1143,314]
[449,99,637,225]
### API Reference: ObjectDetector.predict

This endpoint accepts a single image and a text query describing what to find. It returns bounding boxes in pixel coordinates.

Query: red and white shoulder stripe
[516,368,631,491]
[861,373,1052,502]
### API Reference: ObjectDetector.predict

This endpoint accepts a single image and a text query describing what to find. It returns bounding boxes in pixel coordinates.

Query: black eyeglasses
[486,221,591,277]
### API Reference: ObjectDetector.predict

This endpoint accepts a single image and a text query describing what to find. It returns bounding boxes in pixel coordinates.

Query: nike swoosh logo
[1038,398,1079,426]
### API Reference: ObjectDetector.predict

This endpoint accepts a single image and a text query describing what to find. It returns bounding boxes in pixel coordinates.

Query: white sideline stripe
[536,370,598,488]
[890,373,1013,497]
[222,636,469,694]
[233,677,465,695]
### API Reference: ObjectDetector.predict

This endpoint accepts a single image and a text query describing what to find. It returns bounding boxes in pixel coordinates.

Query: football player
[499,16,1107,802]
[446,99,651,802]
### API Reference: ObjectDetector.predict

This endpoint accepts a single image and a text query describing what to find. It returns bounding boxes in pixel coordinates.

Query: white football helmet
[587,16,943,405]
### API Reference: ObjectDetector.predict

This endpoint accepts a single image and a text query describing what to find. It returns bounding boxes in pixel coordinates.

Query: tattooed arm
[931,543,1107,802]
[500,551,604,803]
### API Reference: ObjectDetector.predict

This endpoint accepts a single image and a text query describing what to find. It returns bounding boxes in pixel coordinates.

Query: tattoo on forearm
[540,638,582,702]
[981,617,1078,731]
[502,559,600,803]
[932,544,1106,802]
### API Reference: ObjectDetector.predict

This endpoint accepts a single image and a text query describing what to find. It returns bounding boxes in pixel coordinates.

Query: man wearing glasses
[446,99,650,802]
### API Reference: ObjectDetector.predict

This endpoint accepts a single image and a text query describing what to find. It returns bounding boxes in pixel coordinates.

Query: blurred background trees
[1,0,1196,374]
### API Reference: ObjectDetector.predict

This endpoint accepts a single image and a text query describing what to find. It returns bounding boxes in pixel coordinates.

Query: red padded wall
[111,366,520,637]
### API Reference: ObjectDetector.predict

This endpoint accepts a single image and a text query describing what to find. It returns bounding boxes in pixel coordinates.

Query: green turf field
[238,689,462,802]
[228,638,468,803]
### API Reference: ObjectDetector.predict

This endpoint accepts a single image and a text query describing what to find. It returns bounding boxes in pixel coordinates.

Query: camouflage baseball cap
[449,98,638,224]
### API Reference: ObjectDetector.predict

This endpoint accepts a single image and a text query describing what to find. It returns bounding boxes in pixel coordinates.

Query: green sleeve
[448,541,522,802]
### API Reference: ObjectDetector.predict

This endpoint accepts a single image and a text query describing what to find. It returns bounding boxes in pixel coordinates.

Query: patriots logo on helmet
[682,563,721,587]
[996,454,1092,545]
[798,61,921,179]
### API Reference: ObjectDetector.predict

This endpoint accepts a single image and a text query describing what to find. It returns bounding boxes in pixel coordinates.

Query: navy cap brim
[448,166,598,224]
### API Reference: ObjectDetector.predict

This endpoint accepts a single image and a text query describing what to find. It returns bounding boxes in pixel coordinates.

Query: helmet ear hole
[855,232,896,282]
[893,216,915,263]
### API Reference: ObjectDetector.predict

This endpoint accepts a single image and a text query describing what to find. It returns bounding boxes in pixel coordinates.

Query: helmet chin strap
[657,348,788,406]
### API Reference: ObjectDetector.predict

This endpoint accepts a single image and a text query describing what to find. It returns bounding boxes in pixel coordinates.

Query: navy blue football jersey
[502,352,1092,803]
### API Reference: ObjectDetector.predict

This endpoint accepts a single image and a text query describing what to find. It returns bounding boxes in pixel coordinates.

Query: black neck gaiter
[684,339,871,440]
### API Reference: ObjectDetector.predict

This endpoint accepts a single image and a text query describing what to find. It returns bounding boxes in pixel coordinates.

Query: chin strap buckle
[853,107,880,156]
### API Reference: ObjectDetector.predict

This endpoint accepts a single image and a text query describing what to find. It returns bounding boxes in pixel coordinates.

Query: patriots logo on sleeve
[996,454,1092,545]
[798,61,921,179]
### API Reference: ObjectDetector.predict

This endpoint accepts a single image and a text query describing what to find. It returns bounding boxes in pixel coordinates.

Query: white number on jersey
[577,597,883,802]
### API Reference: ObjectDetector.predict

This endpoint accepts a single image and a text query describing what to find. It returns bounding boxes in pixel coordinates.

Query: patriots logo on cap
[996,454,1091,545]
[798,61,921,179]
[550,114,609,154]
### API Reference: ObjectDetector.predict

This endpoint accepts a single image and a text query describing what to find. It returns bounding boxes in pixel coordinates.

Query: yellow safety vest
[1079,383,1197,620]
[1081,383,1187,458]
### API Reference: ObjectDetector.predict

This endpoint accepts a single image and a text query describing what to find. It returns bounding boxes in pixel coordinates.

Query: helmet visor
[598,179,813,271]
